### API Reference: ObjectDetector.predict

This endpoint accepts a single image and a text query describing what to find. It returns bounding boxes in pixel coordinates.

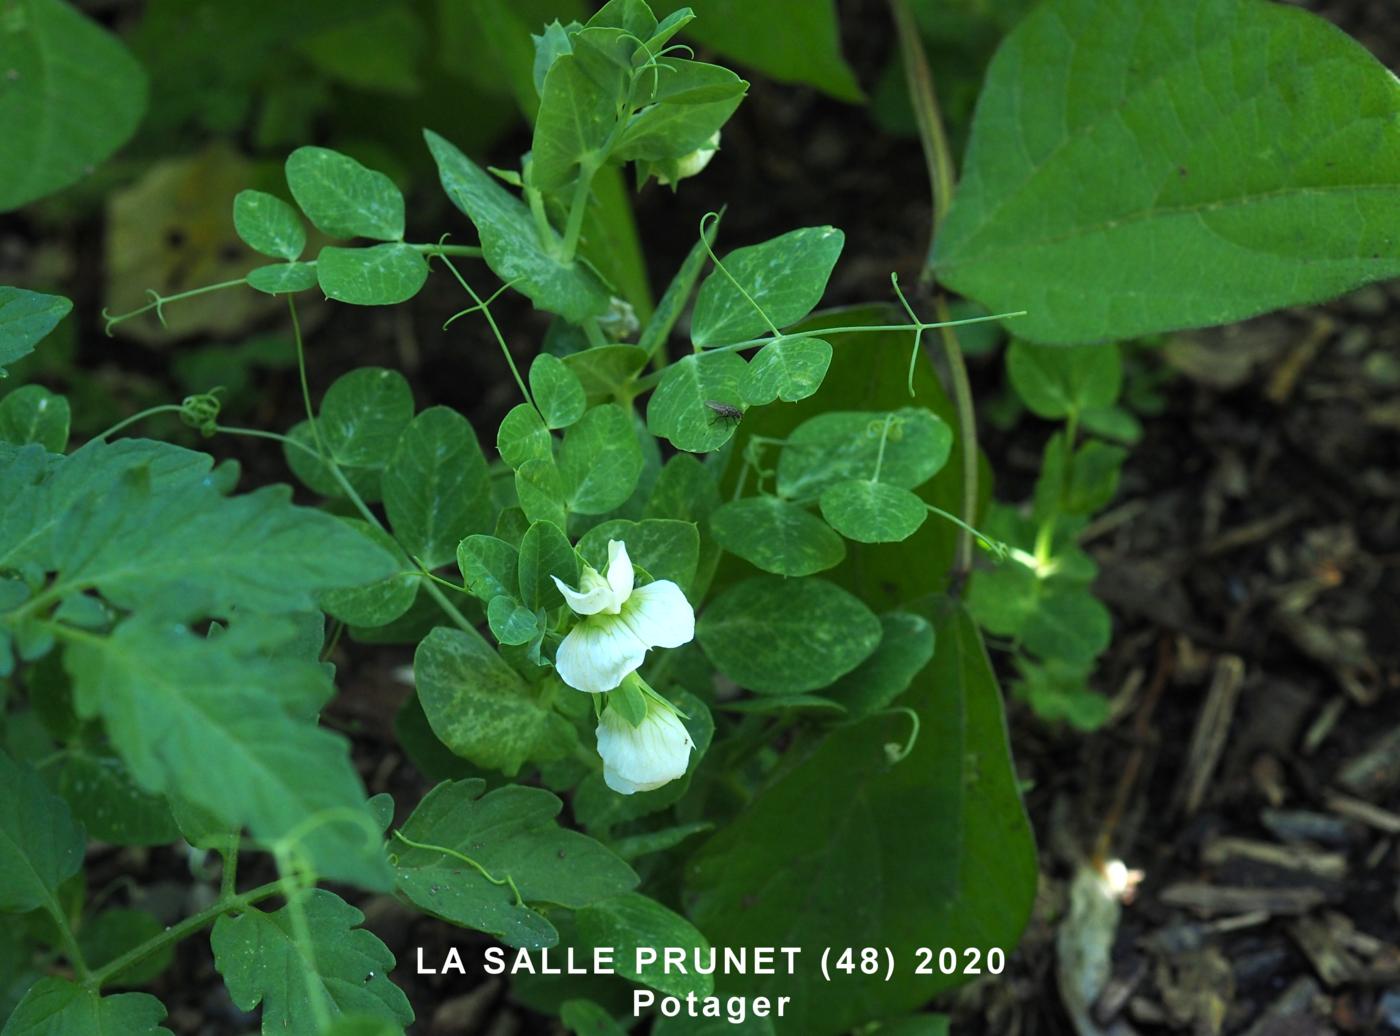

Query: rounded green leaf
[777,407,951,499]
[709,496,844,576]
[576,518,700,594]
[316,244,428,306]
[497,403,553,469]
[819,480,928,544]
[285,146,405,241]
[697,576,881,694]
[0,287,72,374]
[283,420,383,503]
[1006,342,1121,420]
[320,367,414,468]
[518,520,577,612]
[691,227,845,346]
[320,521,416,629]
[515,458,567,529]
[0,0,147,212]
[232,189,306,260]
[458,535,519,603]
[741,336,833,405]
[562,344,648,403]
[0,385,70,452]
[932,0,1400,344]
[382,407,494,570]
[529,353,587,429]
[558,403,644,515]
[246,261,318,296]
[487,596,541,646]
[646,351,748,453]
[827,611,935,719]
[575,893,713,999]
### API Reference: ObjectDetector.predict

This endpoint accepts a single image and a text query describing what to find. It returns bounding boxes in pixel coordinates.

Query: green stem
[287,297,326,459]
[49,900,90,982]
[412,243,484,258]
[92,405,187,442]
[434,254,538,415]
[890,0,956,232]
[220,845,238,899]
[559,164,598,263]
[935,296,979,580]
[102,279,248,336]
[85,880,286,990]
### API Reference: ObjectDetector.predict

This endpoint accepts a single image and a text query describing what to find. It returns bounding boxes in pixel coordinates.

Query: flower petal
[619,580,694,650]
[606,539,634,601]
[596,705,694,795]
[552,573,613,616]
[555,617,647,693]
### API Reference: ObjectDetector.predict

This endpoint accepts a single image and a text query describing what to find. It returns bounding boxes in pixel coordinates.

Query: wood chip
[1159,883,1331,917]
[1201,836,1347,881]
[1174,655,1246,816]
[1325,792,1400,834]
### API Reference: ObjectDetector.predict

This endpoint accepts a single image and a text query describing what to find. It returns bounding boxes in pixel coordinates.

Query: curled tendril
[180,388,224,437]
[881,707,921,764]
[977,537,1012,563]
[890,272,928,399]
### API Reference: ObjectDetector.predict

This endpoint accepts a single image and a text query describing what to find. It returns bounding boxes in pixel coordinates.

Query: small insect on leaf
[705,400,744,426]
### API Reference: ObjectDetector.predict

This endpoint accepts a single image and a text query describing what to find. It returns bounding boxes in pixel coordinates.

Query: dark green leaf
[778,408,951,499]
[518,520,577,612]
[697,576,880,694]
[1,979,170,1036]
[488,596,541,645]
[0,0,147,212]
[515,457,568,529]
[316,244,429,306]
[425,130,609,323]
[79,908,172,987]
[319,521,417,629]
[646,352,747,453]
[0,750,83,914]
[0,288,72,375]
[709,496,844,577]
[559,404,644,515]
[414,627,575,776]
[49,749,180,848]
[819,480,928,544]
[562,346,648,405]
[391,780,636,950]
[932,0,1400,343]
[319,367,414,469]
[740,336,832,405]
[212,889,413,1032]
[691,227,844,346]
[826,612,935,719]
[0,385,69,452]
[531,353,588,429]
[497,403,554,469]
[233,190,306,260]
[457,535,519,604]
[575,518,699,594]
[285,146,405,241]
[1006,342,1121,420]
[383,407,494,570]
[246,261,319,295]
[575,893,713,998]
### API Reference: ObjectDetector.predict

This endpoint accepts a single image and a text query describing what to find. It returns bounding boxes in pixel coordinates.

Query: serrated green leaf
[819,480,928,544]
[740,336,832,406]
[932,0,1400,344]
[709,496,844,577]
[391,779,636,950]
[212,888,413,1033]
[691,227,844,347]
[530,353,588,430]
[247,262,319,295]
[382,407,493,570]
[457,535,519,604]
[0,0,147,212]
[48,749,180,848]
[64,619,391,890]
[319,367,414,469]
[496,403,553,470]
[645,352,747,453]
[1,979,170,1036]
[233,190,306,260]
[319,521,417,629]
[285,146,405,241]
[0,750,84,914]
[826,612,935,719]
[425,130,609,323]
[558,404,643,515]
[777,408,951,500]
[576,518,699,594]
[414,627,574,776]
[575,894,713,999]
[0,385,69,452]
[698,576,880,694]
[0,288,72,375]
[316,244,428,306]
[518,520,577,613]
[79,908,172,987]
[1006,342,1121,420]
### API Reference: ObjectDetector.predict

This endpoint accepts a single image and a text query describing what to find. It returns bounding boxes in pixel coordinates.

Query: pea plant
[4,0,1399,1033]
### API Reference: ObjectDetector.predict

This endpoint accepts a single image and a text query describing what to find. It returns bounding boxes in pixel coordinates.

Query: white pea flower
[657,131,720,186]
[596,698,694,795]
[552,540,694,693]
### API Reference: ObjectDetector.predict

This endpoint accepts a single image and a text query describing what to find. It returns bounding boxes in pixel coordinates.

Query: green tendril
[390,830,525,907]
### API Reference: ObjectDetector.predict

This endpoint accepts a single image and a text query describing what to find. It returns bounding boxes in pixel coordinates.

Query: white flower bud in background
[655,131,721,187]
